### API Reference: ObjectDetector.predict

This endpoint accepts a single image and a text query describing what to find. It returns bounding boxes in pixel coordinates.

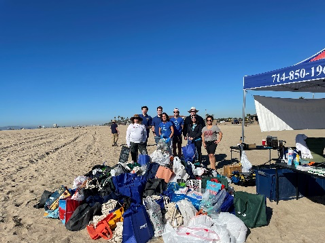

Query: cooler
[256,168,305,201]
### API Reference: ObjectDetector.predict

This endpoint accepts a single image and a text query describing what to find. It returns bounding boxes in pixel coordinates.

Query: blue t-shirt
[152,116,162,136]
[170,117,184,136]
[110,123,118,134]
[139,114,152,137]
[159,121,173,138]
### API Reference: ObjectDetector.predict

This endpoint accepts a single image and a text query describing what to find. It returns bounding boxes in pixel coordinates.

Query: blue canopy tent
[242,48,325,141]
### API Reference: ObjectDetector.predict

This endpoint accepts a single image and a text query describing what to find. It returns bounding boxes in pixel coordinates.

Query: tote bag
[123,204,154,243]
[234,191,267,228]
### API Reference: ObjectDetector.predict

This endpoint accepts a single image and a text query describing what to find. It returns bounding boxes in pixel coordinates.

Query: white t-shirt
[126,123,147,146]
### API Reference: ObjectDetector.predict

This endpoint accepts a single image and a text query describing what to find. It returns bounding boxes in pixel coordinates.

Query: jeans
[194,140,202,162]
[130,142,147,162]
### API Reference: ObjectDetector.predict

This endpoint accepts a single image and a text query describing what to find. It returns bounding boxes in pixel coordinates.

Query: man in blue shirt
[151,106,163,144]
[170,108,184,157]
[138,106,152,145]
[110,120,119,146]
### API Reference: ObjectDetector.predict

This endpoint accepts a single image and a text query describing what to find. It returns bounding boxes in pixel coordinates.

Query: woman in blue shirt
[159,112,174,154]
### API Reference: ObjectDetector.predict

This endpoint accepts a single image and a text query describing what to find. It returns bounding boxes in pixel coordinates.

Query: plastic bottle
[287,148,294,166]
[294,154,300,168]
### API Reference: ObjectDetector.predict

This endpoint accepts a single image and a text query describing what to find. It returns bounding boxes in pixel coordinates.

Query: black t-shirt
[111,123,118,133]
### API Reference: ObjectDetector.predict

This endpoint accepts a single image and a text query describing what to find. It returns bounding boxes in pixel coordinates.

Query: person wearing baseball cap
[170,108,184,157]
[183,107,205,140]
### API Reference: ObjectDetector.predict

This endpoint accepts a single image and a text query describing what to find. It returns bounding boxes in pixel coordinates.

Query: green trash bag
[234,191,267,228]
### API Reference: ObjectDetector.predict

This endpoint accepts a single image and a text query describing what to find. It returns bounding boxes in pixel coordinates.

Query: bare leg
[209,154,216,170]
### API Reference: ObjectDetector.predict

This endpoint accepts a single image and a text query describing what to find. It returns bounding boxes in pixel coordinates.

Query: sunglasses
[207,119,212,121]
[173,111,179,113]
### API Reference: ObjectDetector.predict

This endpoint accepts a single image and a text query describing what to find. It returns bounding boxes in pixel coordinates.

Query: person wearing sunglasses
[170,108,184,157]
[202,115,223,170]
[186,115,203,163]
[183,107,205,141]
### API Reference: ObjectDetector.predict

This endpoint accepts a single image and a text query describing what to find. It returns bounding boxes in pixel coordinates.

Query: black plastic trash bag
[65,202,102,231]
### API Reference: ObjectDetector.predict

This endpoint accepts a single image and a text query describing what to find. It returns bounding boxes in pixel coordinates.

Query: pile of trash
[34,140,267,243]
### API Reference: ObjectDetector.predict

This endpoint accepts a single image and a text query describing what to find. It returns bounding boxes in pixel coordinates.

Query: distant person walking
[110,120,119,146]
[151,106,163,144]
[126,114,147,162]
[139,106,152,145]
[183,107,205,141]
[202,115,223,170]
[186,115,203,163]
[170,108,184,157]
[159,112,174,154]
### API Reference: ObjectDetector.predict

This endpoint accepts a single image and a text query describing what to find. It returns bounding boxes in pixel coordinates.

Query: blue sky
[1,0,325,126]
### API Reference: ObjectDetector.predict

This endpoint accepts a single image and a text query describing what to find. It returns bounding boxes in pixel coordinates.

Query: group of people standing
[111,106,223,170]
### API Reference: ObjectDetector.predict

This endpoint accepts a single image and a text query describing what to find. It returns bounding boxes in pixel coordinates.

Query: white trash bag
[170,156,189,182]
[150,150,170,165]
[162,222,220,243]
[211,212,247,243]
[176,199,197,226]
[240,151,252,173]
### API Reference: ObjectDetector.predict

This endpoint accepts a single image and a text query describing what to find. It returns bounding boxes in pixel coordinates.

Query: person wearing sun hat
[126,114,148,162]
[183,107,205,140]
[110,120,119,146]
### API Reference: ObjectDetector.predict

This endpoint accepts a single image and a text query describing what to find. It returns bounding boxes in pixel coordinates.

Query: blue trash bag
[220,192,235,213]
[163,182,180,198]
[123,204,154,243]
[182,143,196,162]
[138,154,151,167]
[143,163,160,180]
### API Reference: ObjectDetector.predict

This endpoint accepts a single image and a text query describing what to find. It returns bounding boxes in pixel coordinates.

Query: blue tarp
[244,48,325,92]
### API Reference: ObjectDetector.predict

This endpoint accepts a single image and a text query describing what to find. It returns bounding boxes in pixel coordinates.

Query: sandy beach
[1,124,325,243]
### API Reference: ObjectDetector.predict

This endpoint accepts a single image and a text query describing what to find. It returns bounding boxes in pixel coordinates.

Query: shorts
[173,135,182,144]
[205,141,217,154]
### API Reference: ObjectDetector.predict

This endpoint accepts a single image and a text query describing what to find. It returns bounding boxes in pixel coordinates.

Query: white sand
[0,124,324,243]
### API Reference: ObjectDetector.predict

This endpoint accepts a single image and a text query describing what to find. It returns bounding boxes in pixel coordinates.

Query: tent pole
[242,80,247,143]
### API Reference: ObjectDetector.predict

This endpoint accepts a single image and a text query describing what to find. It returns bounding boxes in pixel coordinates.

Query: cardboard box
[248,143,256,149]
[223,164,242,178]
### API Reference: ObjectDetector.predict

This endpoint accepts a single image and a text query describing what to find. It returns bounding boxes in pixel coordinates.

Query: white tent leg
[242,88,247,143]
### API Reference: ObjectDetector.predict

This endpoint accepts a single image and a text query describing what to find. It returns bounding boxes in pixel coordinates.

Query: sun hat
[188,107,199,113]
[130,114,143,122]
[112,120,116,123]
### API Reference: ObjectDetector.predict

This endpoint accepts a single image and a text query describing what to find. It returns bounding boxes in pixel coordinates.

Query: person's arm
[200,116,206,127]
[148,117,152,130]
[143,126,147,142]
[180,118,184,132]
[170,125,174,138]
[151,119,156,135]
[159,126,162,136]
[202,128,206,147]
[126,126,131,147]
[216,131,223,144]
[183,118,188,138]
